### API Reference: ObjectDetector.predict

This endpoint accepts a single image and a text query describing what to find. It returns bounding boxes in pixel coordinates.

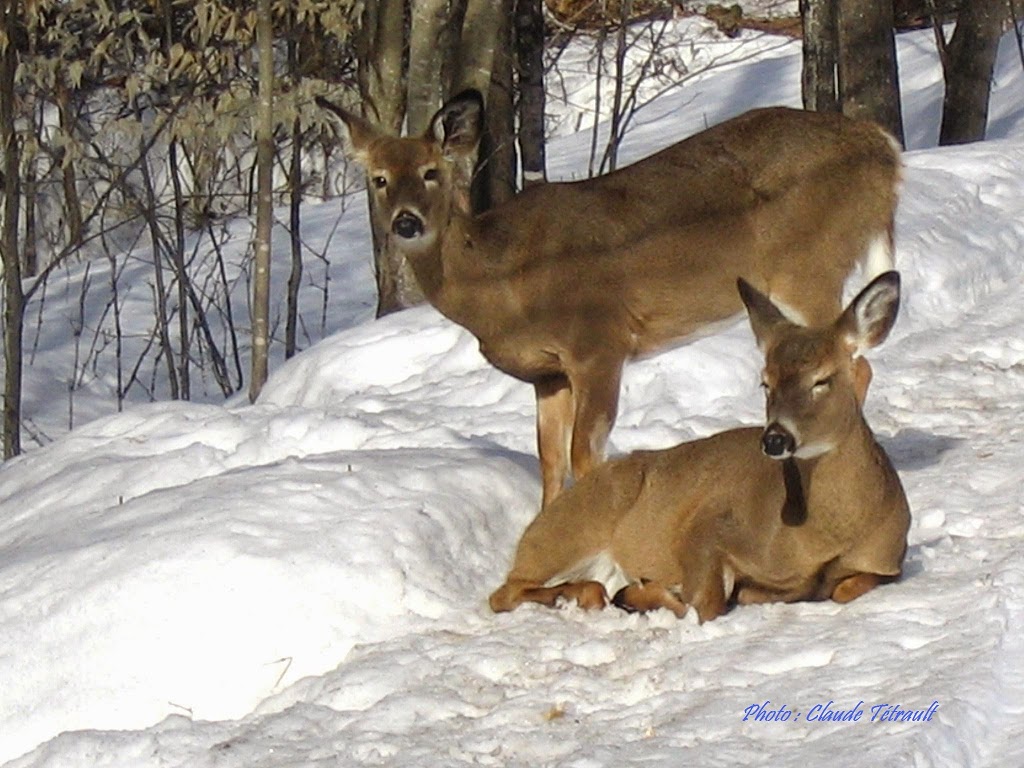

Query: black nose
[392,212,424,239]
[762,424,796,459]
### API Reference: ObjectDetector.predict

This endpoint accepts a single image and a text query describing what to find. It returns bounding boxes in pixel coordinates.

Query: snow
[3,20,1024,768]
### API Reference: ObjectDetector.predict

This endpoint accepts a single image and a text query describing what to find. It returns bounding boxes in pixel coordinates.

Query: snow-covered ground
[2,20,1024,768]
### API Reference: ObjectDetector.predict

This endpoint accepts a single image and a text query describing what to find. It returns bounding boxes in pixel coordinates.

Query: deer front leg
[490,578,609,613]
[536,376,575,507]
[615,571,727,623]
[613,579,690,618]
[568,357,624,484]
[690,561,731,623]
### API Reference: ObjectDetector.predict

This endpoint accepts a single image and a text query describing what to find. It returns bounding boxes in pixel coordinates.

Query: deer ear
[839,270,901,354]
[738,277,791,352]
[430,89,484,157]
[315,96,380,166]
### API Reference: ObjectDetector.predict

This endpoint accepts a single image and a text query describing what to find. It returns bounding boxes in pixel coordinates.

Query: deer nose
[762,423,796,459]
[392,211,424,239]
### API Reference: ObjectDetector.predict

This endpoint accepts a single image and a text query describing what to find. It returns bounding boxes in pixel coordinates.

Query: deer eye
[423,168,439,182]
[371,175,388,189]
[811,375,834,396]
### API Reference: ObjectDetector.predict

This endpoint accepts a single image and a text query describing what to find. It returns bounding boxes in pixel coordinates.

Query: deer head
[315,91,483,253]
[738,271,901,461]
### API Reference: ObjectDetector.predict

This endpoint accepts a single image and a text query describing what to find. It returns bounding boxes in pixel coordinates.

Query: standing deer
[489,271,911,622]
[317,91,901,506]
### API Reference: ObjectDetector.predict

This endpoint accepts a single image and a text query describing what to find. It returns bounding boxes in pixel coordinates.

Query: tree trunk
[474,0,516,212]
[167,139,191,398]
[837,0,905,146]
[514,0,547,188]
[161,0,190,398]
[286,122,302,359]
[56,84,84,251]
[137,105,180,401]
[249,0,274,402]
[407,0,453,135]
[800,0,840,112]
[454,0,514,213]
[23,140,36,278]
[286,23,303,360]
[454,0,505,95]
[358,0,407,133]
[939,0,1004,145]
[1,0,22,458]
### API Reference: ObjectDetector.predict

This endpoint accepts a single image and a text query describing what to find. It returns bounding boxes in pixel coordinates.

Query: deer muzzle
[761,423,796,459]
[392,210,425,240]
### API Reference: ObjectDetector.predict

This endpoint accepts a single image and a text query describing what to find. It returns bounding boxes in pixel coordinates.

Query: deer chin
[791,440,837,460]
[762,417,835,461]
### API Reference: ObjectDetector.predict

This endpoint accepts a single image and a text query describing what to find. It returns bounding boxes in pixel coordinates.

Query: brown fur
[319,93,902,506]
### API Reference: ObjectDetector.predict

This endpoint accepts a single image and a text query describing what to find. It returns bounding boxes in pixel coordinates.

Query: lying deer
[317,91,901,506]
[490,271,911,622]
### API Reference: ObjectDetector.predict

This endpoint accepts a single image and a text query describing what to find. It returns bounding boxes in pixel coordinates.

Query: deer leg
[613,579,690,618]
[568,358,624,483]
[490,578,608,613]
[735,584,784,605]
[675,548,731,623]
[536,376,575,507]
[830,572,896,603]
[691,571,730,623]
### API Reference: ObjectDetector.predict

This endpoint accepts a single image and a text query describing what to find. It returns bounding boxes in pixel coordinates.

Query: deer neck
[405,207,508,328]
[787,416,886,528]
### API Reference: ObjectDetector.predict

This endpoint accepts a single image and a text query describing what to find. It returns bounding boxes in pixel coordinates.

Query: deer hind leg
[490,578,608,613]
[830,572,897,603]
[536,376,575,507]
[568,357,624,484]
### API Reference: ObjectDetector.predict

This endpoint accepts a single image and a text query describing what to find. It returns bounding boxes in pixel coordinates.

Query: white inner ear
[432,116,446,145]
[852,283,897,351]
[844,309,875,358]
[856,290,886,329]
